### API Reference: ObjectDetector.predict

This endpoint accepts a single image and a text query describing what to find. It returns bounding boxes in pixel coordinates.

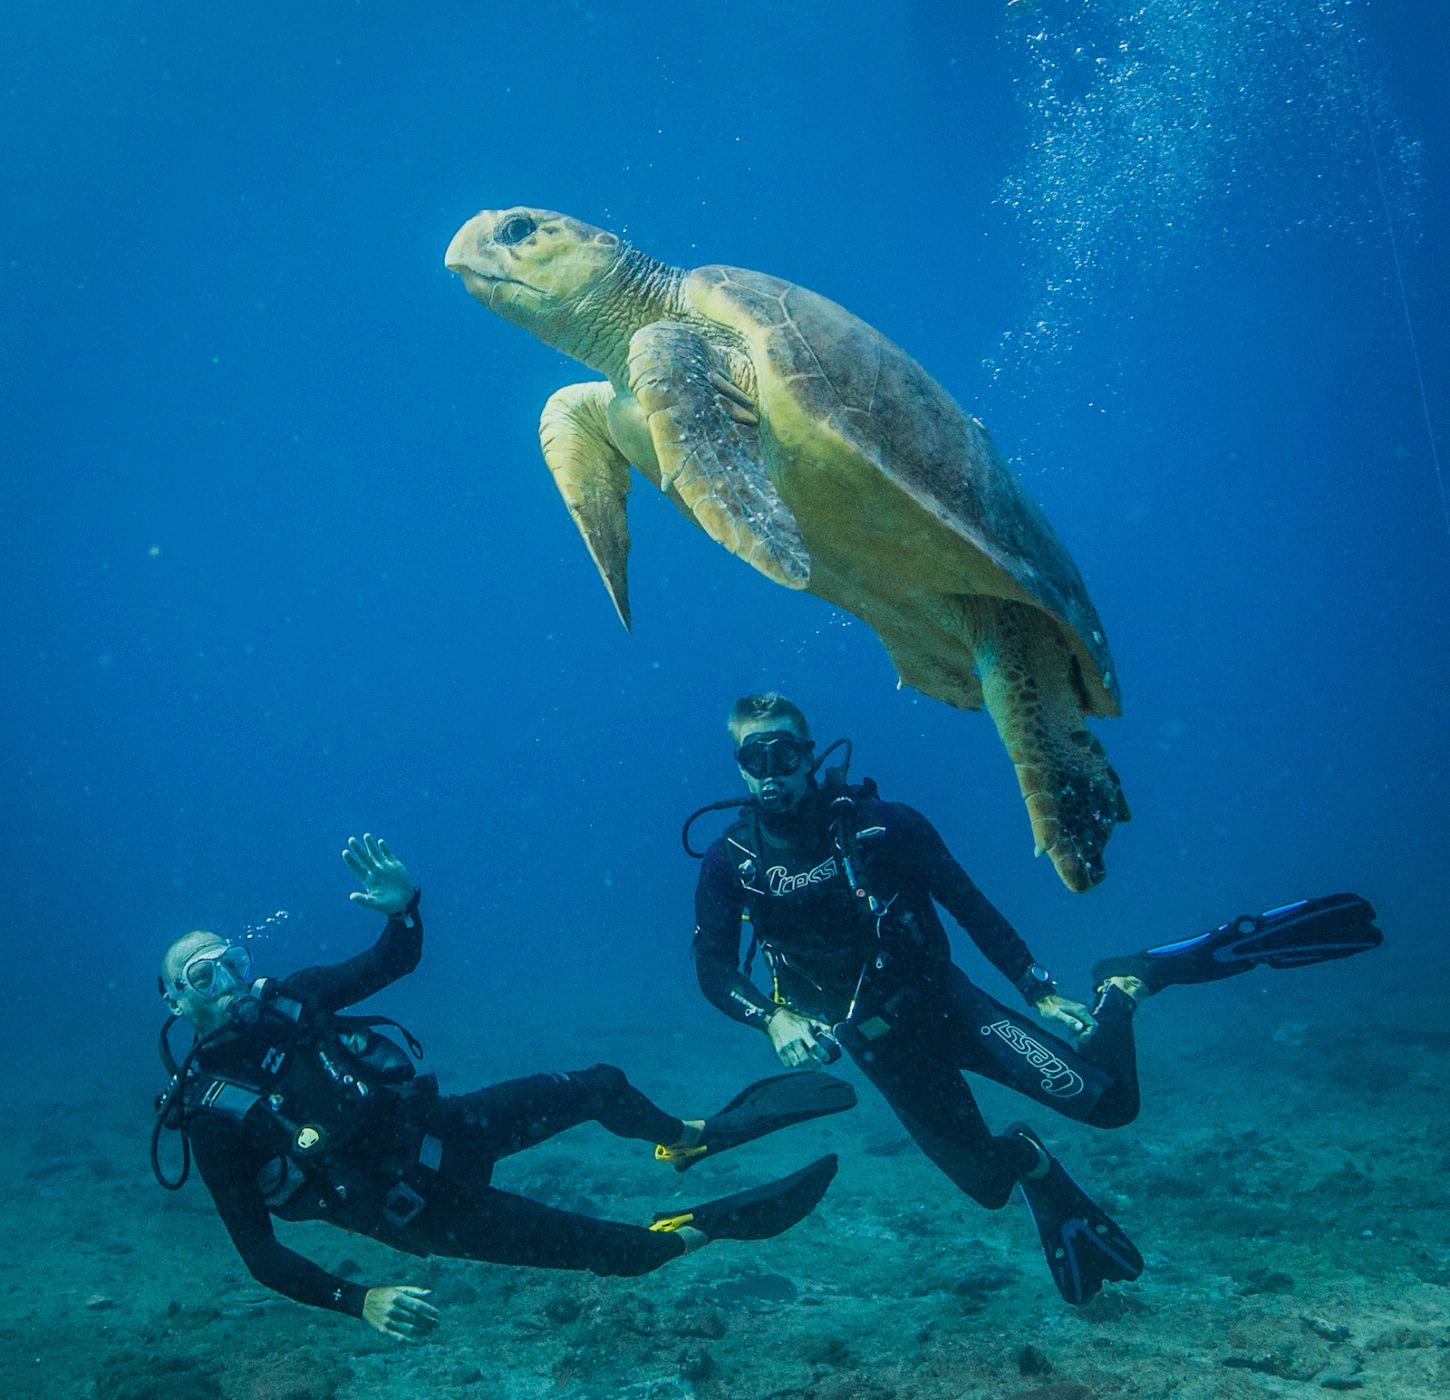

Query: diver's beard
[756,779,807,815]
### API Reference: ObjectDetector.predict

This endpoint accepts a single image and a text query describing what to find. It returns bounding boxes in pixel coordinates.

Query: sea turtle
[444,208,1129,891]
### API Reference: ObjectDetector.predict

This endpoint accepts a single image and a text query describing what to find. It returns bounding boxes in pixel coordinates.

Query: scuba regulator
[681,736,855,857]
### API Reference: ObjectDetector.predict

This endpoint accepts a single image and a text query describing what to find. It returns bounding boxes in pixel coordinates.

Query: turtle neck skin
[557,245,687,383]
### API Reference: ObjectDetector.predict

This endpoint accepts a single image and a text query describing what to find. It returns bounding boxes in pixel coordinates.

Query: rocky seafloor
[4,973,1446,1400]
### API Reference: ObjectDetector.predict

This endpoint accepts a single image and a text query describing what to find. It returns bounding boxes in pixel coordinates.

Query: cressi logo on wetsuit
[979,1018,1087,1098]
[764,853,839,896]
[715,782,920,1028]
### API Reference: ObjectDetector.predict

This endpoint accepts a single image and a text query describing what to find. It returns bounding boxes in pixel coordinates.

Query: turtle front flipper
[627,322,810,589]
[958,596,1130,893]
[539,381,634,630]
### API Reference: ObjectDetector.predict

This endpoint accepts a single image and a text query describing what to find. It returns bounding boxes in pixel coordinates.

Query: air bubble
[241,909,290,941]
[993,0,1420,388]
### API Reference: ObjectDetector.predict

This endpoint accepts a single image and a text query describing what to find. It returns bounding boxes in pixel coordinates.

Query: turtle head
[445,207,625,352]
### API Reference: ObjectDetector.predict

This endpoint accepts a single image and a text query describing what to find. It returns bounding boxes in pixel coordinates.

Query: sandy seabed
[4,975,1446,1400]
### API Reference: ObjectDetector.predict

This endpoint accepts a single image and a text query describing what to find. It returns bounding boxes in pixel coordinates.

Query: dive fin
[655,1071,857,1172]
[1009,1124,1143,1307]
[1092,892,1383,996]
[649,1154,837,1242]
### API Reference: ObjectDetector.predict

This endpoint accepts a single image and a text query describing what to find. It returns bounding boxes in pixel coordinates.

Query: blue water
[3,0,1447,1073]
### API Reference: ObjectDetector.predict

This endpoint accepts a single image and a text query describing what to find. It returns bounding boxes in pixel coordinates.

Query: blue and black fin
[1009,1124,1143,1306]
[1092,892,1382,996]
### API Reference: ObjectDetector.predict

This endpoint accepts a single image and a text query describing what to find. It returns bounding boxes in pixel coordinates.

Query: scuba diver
[685,692,1384,1305]
[153,833,853,1340]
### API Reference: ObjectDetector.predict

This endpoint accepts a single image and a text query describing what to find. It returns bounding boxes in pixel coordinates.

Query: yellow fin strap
[649,1211,696,1233]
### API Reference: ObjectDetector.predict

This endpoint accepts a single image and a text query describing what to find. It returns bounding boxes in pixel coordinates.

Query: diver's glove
[765,1006,834,1069]
[1035,993,1098,1040]
[342,833,416,916]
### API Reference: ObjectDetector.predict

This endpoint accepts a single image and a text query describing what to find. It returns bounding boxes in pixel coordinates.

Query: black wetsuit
[693,785,1140,1209]
[184,901,688,1320]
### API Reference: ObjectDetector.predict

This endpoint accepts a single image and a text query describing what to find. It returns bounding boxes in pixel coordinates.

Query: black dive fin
[1008,1125,1143,1307]
[656,1071,857,1172]
[649,1154,838,1242]
[1092,892,1382,996]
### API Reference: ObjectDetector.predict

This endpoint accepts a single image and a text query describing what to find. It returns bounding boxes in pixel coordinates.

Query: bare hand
[1036,993,1098,1040]
[363,1284,440,1341]
[766,1007,831,1068]
[343,834,415,916]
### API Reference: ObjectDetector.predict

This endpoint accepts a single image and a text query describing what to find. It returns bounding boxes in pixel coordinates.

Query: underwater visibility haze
[2,1,1448,1396]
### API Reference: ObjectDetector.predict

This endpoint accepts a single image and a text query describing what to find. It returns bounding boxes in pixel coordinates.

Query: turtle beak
[452,267,497,303]
[445,218,511,307]
[444,213,500,278]
[444,221,479,275]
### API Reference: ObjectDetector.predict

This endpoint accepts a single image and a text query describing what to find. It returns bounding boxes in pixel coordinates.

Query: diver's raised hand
[362,1284,439,1341]
[1035,993,1097,1040]
[766,1006,830,1069]
[343,833,415,916]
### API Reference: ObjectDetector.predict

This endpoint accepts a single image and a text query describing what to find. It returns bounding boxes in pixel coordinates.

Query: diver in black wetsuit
[693,695,1135,1199]
[155,834,839,1341]
[690,692,1383,1304]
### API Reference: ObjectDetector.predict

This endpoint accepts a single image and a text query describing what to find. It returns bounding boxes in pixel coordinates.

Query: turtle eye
[496,214,537,246]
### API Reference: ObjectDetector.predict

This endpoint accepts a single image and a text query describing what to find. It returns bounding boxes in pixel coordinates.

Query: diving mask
[179,944,252,999]
[736,733,814,779]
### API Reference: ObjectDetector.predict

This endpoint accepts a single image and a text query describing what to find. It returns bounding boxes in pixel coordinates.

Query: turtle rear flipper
[628,321,811,590]
[960,596,1129,892]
